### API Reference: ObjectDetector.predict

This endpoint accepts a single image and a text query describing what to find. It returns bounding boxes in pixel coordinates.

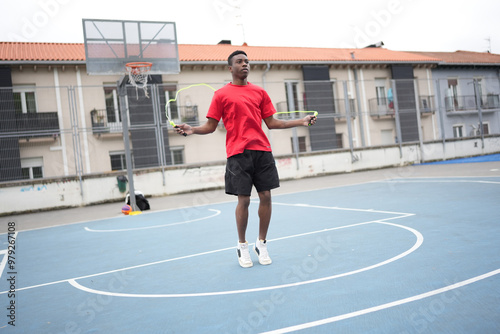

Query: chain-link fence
[1,77,499,184]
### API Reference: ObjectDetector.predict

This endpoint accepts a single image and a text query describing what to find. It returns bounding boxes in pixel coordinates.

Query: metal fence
[1,77,499,184]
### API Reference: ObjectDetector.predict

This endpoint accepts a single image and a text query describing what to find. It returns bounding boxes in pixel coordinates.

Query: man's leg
[236,195,251,243]
[257,190,272,240]
[236,194,253,268]
[254,190,273,265]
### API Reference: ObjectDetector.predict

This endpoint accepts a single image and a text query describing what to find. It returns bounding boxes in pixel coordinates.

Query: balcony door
[447,79,459,111]
[104,86,123,132]
[13,86,37,114]
[375,78,389,114]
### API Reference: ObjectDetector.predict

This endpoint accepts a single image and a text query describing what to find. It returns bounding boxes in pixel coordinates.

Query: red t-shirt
[207,82,276,158]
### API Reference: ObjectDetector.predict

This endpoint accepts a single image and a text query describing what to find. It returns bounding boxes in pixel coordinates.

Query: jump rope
[164,83,318,136]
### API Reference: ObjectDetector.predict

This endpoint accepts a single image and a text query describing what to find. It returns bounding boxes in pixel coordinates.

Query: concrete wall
[2,136,499,215]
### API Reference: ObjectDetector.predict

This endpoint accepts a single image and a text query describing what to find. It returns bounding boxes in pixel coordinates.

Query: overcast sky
[1,0,498,53]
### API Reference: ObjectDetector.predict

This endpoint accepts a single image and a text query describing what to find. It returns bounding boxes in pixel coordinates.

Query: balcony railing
[369,97,394,117]
[332,99,356,119]
[445,94,500,112]
[90,109,122,134]
[15,112,60,138]
[276,101,307,119]
[369,96,436,117]
[418,95,435,113]
[167,105,200,127]
[276,99,356,120]
[91,105,200,135]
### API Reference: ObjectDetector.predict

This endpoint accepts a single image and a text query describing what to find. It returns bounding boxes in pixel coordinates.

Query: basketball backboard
[82,19,180,75]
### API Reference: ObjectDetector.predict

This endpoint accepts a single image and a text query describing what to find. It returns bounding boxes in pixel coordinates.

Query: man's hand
[174,124,192,136]
[304,114,317,126]
[173,118,219,136]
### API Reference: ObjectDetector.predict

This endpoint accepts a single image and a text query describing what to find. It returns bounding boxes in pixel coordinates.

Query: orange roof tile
[0,42,85,62]
[0,42,442,64]
[179,44,439,63]
[410,50,500,65]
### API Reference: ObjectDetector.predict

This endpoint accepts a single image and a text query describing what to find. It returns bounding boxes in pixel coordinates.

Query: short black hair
[228,50,247,66]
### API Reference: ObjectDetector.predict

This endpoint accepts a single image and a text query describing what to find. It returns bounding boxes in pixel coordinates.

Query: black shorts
[225,150,280,196]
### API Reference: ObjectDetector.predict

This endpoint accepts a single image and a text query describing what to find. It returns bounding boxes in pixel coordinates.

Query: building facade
[1,42,499,183]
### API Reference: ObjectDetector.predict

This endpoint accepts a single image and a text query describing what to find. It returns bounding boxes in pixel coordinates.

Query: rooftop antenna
[234,6,246,44]
[485,36,491,53]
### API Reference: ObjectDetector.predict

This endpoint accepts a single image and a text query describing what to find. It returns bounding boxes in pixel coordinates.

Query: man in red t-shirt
[175,50,317,268]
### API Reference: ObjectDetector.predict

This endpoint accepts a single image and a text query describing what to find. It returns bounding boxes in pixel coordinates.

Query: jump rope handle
[308,112,318,126]
[174,125,187,137]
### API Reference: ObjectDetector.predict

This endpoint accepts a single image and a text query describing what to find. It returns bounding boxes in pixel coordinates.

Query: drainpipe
[350,52,366,147]
[262,63,271,90]
[262,63,274,147]
[498,69,500,134]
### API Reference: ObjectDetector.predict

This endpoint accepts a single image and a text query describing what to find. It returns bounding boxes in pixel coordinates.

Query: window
[482,123,490,135]
[447,78,459,110]
[381,129,394,145]
[290,136,307,153]
[21,157,43,179]
[13,86,37,114]
[331,80,337,113]
[104,86,120,123]
[103,85,127,132]
[453,124,464,138]
[279,81,300,120]
[375,78,388,106]
[286,81,300,111]
[170,146,184,165]
[473,78,484,106]
[474,123,489,136]
[335,134,343,148]
[110,151,132,171]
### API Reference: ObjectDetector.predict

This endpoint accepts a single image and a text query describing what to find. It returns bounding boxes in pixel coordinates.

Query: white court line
[0,249,8,280]
[0,198,236,235]
[84,209,221,232]
[260,268,500,334]
[385,179,500,185]
[0,215,415,296]
[67,219,421,298]
[3,176,497,236]
[386,176,500,180]
[272,202,414,216]
[0,232,17,279]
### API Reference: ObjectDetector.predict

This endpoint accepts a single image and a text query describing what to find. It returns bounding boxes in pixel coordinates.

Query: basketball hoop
[126,62,152,98]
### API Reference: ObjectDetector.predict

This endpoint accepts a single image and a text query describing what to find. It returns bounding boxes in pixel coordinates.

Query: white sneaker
[254,239,272,265]
[237,241,253,268]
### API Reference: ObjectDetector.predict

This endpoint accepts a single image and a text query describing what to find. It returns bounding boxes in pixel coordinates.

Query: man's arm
[174,118,219,136]
[263,114,317,129]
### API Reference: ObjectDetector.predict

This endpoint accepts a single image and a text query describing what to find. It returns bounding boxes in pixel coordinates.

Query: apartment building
[411,50,500,139]
[1,41,499,183]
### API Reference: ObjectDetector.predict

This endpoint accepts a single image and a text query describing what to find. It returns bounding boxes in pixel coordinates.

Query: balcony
[167,105,200,127]
[15,112,60,138]
[276,99,356,121]
[369,96,436,118]
[369,97,394,118]
[91,105,201,135]
[445,94,500,113]
[276,100,308,119]
[90,109,122,134]
[331,99,357,120]
[418,95,436,113]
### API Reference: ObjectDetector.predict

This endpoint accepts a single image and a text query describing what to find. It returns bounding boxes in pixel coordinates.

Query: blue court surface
[419,153,500,165]
[1,175,500,333]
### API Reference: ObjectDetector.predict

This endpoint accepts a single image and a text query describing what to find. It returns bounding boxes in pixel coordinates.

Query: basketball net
[126,62,152,99]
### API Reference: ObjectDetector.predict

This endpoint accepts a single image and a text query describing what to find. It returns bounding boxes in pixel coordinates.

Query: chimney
[218,40,232,45]
[365,41,384,48]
